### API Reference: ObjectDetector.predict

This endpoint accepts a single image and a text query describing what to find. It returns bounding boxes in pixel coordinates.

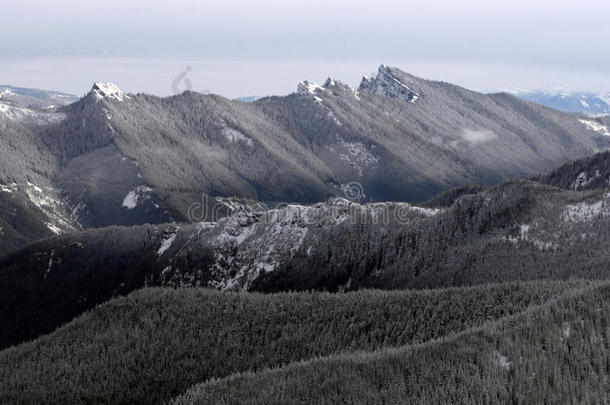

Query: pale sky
[1,0,609,98]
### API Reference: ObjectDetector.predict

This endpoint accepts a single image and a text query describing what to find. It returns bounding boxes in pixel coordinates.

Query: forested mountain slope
[2,178,610,349]
[175,281,610,404]
[540,150,610,191]
[0,115,77,256]
[0,280,587,404]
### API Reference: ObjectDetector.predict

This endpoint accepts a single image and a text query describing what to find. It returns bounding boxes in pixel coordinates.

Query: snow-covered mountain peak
[91,82,129,102]
[297,81,327,97]
[324,77,337,87]
[322,77,360,100]
[358,65,419,103]
[322,77,348,90]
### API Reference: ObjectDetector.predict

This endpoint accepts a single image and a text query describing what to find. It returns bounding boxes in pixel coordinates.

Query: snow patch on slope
[157,232,178,256]
[333,138,379,177]
[208,208,310,291]
[45,250,55,279]
[122,186,153,209]
[324,77,361,100]
[24,182,77,233]
[579,119,610,136]
[0,183,15,193]
[296,80,345,126]
[563,194,610,222]
[562,323,571,340]
[222,127,253,146]
[505,222,558,251]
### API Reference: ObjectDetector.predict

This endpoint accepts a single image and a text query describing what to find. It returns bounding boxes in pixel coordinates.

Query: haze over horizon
[2,0,609,98]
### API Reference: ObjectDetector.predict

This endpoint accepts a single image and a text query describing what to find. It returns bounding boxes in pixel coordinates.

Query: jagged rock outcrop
[358,64,419,102]
[90,82,129,102]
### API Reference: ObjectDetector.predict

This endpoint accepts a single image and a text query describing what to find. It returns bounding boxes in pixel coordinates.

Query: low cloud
[460,129,497,145]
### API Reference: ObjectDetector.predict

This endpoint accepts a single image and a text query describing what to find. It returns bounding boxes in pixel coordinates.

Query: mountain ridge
[1,65,609,256]
[2,173,610,348]
[512,89,610,114]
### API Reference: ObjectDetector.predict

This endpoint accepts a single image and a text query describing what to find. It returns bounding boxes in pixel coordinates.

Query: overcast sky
[2,0,609,98]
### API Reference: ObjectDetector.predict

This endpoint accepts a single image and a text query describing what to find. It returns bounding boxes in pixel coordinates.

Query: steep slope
[56,144,175,228]
[0,281,583,404]
[0,182,77,256]
[0,114,57,185]
[0,85,87,255]
[540,150,610,190]
[0,116,77,256]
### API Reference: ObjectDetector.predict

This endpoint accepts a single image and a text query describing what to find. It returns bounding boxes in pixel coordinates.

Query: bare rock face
[90,82,129,102]
[359,64,419,103]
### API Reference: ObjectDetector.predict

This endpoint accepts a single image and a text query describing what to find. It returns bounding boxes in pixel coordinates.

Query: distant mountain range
[0,84,78,109]
[234,96,262,102]
[0,85,77,125]
[1,66,609,257]
[512,89,610,115]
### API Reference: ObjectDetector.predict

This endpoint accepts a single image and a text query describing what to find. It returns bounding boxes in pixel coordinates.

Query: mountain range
[2,66,610,403]
[1,65,609,256]
[0,85,78,109]
[512,89,610,115]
